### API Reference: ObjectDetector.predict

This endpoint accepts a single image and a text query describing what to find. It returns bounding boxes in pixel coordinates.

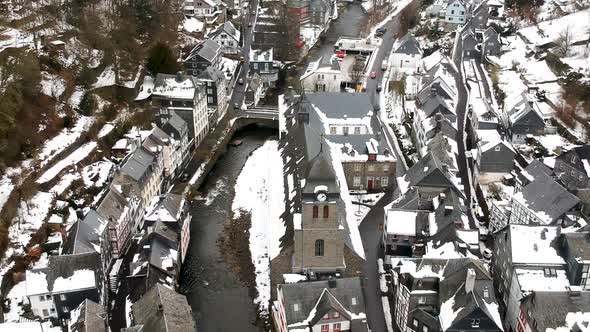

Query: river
[179,3,368,331]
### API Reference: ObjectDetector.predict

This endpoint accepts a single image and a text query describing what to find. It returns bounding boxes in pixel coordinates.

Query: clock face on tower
[316,192,327,202]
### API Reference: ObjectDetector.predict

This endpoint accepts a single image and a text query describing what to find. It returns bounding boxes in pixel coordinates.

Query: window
[418,296,425,304]
[207,88,213,94]
[353,176,361,187]
[354,164,362,172]
[323,313,329,319]
[413,319,419,327]
[264,63,269,72]
[330,126,337,134]
[313,206,319,218]
[484,287,490,298]
[254,63,259,70]
[354,127,361,134]
[42,309,49,317]
[333,323,341,332]
[334,75,337,80]
[368,164,375,172]
[332,311,340,318]
[495,146,501,151]
[351,297,357,305]
[451,10,455,14]
[321,325,329,332]
[383,164,389,172]
[293,303,299,311]
[323,206,329,218]
[460,10,464,15]
[471,319,480,328]
[343,127,349,135]
[50,308,56,313]
[63,307,69,313]
[381,177,389,187]
[422,326,429,332]
[315,239,324,256]
[207,96,214,104]
[60,294,66,301]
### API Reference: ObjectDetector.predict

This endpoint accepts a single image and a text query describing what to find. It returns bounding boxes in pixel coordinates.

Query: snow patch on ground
[382,296,393,332]
[9,192,54,248]
[231,140,286,319]
[98,123,115,138]
[37,116,95,167]
[37,142,97,184]
[40,72,66,98]
[82,161,113,188]
[184,17,204,33]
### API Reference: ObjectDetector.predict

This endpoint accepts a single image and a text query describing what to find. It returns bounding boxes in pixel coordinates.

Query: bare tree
[557,25,574,57]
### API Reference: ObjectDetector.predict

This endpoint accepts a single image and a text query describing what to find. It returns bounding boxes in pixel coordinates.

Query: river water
[179,3,367,331]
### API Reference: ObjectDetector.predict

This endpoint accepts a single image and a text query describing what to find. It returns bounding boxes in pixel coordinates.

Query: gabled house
[492,225,571,330]
[183,0,224,25]
[462,30,480,59]
[481,27,501,59]
[159,113,191,174]
[250,47,279,86]
[114,146,163,208]
[184,40,222,76]
[272,277,368,332]
[477,138,515,174]
[197,66,228,123]
[554,145,590,191]
[391,34,423,72]
[510,172,579,225]
[96,185,142,282]
[207,21,241,55]
[145,193,191,263]
[25,252,103,321]
[127,220,179,298]
[63,209,106,255]
[142,127,184,189]
[469,2,489,30]
[517,291,590,332]
[68,299,107,332]
[445,0,467,25]
[127,283,196,332]
[245,72,264,106]
[383,209,433,256]
[152,73,209,149]
[503,93,546,144]
[559,232,590,290]
[391,258,503,332]
[300,55,343,92]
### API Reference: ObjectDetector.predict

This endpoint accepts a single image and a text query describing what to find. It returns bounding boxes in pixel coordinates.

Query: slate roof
[46,252,100,293]
[131,283,195,332]
[69,299,106,332]
[518,159,553,185]
[420,94,455,118]
[437,259,502,331]
[96,185,130,225]
[161,112,188,140]
[198,65,225,82]
[209,21,240,41]
[185,39,221,63]
[64,210,106,255]
[513,172,579,224]
[145,193,185,224]
[417,77,457,104]
[306,92,373,119]
[279,278,366,326]
[393,33,423,56]
[562,233,590,261]
[302,142,341,195]
[404,151,462,194]
[120,147,157,184]
[520,291,590,331]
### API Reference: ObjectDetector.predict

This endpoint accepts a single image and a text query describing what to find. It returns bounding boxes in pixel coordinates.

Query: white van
[381,60,388,71]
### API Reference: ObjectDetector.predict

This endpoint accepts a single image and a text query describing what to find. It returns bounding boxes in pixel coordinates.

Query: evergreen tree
[146,42,179,77]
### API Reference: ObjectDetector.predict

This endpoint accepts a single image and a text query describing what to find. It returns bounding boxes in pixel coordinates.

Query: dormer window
[471,319,480,328]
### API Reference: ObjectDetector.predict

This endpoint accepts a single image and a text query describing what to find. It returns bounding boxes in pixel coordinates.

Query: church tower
[292,143,346,277]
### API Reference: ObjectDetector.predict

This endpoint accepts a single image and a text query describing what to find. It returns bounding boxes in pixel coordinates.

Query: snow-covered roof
[480,138,515,154]
[385,210,424,236]
[152,73,198,100]
[515,268,570,294]
[25,269,49,296]
[250,47,273,62]
[508,225,565,265]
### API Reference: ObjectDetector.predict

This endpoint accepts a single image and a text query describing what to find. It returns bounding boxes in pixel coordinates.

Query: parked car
[239,56,245,63]
[180,173,189,182]
[234,102,240,110]
[370,71,377,79]
[335,50,345,58]
[238,78,244,84]
[381,59,388,71]
[375,27,386,37]
[482,248,493,259]
[376,83,382,92]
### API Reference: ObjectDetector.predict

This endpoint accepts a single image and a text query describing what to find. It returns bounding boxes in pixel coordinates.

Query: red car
[370,71,377,79]
[335,50,345,58]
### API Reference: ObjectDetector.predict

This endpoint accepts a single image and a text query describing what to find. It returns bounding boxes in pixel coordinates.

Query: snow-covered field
[231,140,286,317]
[518,9,590,46]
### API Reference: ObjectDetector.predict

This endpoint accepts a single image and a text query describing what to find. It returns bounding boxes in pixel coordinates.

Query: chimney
[328,277,337,288]
[175,71,183,83]
[465,268,476,294]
